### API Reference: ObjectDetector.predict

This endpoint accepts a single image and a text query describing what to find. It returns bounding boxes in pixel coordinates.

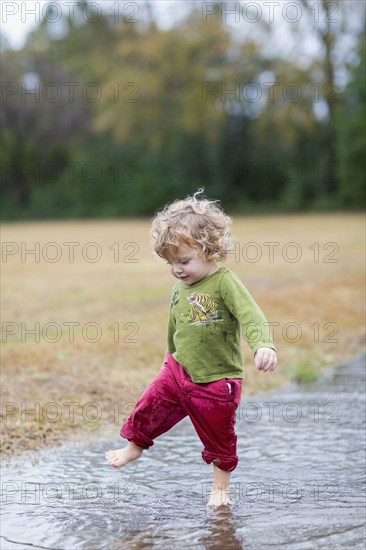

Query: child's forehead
[165,243,199,261]
[177,243,197,256]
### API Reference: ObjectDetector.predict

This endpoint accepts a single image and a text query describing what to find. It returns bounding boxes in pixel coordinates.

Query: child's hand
[254,347,277,372]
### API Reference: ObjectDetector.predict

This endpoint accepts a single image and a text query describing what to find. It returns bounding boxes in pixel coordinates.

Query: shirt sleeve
[220,271,276,355]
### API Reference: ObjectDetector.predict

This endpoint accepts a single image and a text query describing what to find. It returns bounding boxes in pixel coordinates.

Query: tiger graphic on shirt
[186,292,222,325]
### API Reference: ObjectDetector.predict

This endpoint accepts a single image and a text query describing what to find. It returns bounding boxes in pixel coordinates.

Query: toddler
[106,189,277,507]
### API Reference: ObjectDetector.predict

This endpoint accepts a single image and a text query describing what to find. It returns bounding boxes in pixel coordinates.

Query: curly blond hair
[150,188,235,262]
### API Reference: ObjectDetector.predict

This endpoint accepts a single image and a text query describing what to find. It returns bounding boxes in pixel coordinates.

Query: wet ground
[1,354,365,549]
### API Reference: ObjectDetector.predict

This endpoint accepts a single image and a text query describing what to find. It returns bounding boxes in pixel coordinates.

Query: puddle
[1,354,365,549]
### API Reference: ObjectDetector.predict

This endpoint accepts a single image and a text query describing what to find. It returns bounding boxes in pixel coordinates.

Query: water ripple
[1,354,365,549]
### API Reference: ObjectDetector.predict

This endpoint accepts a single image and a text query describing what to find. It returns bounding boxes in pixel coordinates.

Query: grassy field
[1,214,365,457]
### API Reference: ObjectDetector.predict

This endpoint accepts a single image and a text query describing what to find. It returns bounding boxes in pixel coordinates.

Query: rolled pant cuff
[120,424,154,450]
[202,450,238,472]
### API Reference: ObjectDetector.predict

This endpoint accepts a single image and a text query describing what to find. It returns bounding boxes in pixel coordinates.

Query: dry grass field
[1,214,365,457]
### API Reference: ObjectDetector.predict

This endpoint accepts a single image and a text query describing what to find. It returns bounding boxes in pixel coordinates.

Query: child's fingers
[254,350,262,370]
[264,351,276,372]
[255,349,269,371]
[260,352,268,371]
[268,353,277,371]
[262,353,272,372]
[255,349,277,372]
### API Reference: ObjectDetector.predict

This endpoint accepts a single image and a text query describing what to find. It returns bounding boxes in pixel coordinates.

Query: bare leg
[207,464,232,507]
[105,441,143,467]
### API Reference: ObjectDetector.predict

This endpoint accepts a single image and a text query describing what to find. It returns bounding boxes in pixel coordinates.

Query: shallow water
[1,354,365,549]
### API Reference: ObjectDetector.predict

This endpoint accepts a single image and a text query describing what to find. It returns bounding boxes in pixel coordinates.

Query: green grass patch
[284,350,322,384]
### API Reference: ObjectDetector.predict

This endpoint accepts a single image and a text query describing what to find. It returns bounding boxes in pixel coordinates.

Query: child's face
[166,243,219,286]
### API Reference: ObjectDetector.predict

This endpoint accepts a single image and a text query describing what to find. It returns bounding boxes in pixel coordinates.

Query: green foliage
[285,362,320,384]
[336,34,366,208]
[1,3,364,219]
[284,349,321,384]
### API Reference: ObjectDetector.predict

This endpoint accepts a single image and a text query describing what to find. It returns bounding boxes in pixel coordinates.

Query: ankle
[211,482,229,494]
[127,442,144,455]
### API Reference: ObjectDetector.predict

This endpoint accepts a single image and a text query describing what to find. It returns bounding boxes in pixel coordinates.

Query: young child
[106,189,277,507]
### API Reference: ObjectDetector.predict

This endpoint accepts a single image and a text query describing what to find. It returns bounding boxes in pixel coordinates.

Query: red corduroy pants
[120,352,242,471]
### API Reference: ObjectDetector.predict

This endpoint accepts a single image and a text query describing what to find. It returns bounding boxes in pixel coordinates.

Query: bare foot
[207,490,231,508]
[207,466,232,508]
[105,442,143,467]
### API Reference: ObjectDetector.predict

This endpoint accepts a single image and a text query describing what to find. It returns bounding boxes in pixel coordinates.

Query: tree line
[1,0,365,219]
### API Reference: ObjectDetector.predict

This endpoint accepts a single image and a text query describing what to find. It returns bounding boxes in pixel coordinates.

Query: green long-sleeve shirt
[166,266,276,382]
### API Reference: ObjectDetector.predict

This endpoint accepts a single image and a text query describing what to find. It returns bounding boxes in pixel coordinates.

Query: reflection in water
[1,354,365,549]
[202,507,244,549]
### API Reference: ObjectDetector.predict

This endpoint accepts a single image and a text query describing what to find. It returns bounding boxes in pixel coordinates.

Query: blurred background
[1,0,365,219]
